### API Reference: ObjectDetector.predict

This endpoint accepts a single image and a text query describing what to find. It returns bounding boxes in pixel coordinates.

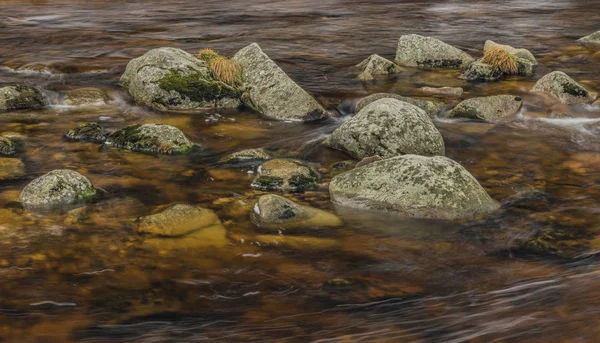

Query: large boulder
[251,159,318,192]
[530,71,595,104]
[252,194,342,229]
[484,40,537,64]
[355,93,443,118]
[65,122,106,143]
[19,169,96,210]
[578,31,600,51]
[325,98,445,159]
[395,34,474,69]
[329,155,499,220]
[447,95,523,122]
[0,85,48,112]
[355,54,402,81]
[232,43,328,122]
[103,123,194,154]
[120,47,242,111]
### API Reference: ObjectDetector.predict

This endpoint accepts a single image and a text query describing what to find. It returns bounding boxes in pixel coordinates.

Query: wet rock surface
[103,123,194,154]
[65,122,106,143]
[0,85,48,112]
[252,194,342,229]
[530,71,596,104]
[395,34,474,69]
[355,54,402,81]
[447,95,523,122]
[251,159,318,192]
[19,169,96,211]
[355,92,444,118]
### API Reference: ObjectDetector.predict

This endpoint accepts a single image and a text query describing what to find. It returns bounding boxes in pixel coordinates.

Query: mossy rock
[0,136,16,156]
[65,122,106,143]
[103,123,195,155]
[530,71,595,104]
[252,159,318,192]
[218,148,271,166]
[120,47,242,111]
[19,169,96,211]
[0,85,48,112]
[447,95,523,123]
[252,194,342,229]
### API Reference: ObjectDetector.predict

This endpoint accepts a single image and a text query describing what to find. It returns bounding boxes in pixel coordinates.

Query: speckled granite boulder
[355,54,402,81]
[103,123,194,154]
[355,93,443,118]
[447,95,523,122]
[19,169,96,210]
[395,34,474,69]
[251,159,318,192]
[530,71,595,104]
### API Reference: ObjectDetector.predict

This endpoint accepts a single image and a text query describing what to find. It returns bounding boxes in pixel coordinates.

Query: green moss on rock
[65,122,106,143]
[562,82,589,97]
[251,176,284,190]
[104,124,195,155]
[0,136,16,156]
[157,70,241,105]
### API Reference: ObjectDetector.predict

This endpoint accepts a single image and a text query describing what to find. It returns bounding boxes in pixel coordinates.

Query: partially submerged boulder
[355,54,402,81]
[395,34,474,69]
[62,88,111,106]
[0,85,48,112]
[355,93,443,118]
[458,60,502,81]
[0,136,15,156]
[103,123,194,154]
[325,98,445,159]
[232,43,328,122]
[578,31,600,51]
[19,169,96,210]
[329,155,499,220]
[530,71,595,104]
[252,194,342,229]
[447,95,523,122]
[65,122,106,143]
[120,47,242,111]
[483,40,537,64]
[419,86,463,97]
[218,148,271,166]
[251,159,318,192]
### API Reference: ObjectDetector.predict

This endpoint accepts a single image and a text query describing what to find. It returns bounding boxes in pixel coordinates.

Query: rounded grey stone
[19,169,96,210]
[395,34,474,69]
[530,71,595,105]
[447,95,523,123]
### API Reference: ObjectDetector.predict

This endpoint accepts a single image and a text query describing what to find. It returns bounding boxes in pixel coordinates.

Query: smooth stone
[19,169,96,210]
[395,34,474,69]
[136,204,224,237]
[0,157,25,180]
[103,123,194,154]
[329,155,499,220]
[355,54,402,81]
[252,194,342,229]
[0,85,48,112]
[447,95,523,123]
[65,122,106,143]
[251,159,318,192]
[232,43,328,122]
[419,86,463,97]
[530,71,595,104]
[325,98,445,159]
[484,40,537,64]
[120,47,241,111]
[355,93,444,118]
[578,30,600,51]
[219,148,271,166]
[0,136,15,156]
[62,88,111,106]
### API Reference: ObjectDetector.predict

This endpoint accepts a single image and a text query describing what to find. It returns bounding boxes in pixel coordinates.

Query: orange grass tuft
[481,48,519,74]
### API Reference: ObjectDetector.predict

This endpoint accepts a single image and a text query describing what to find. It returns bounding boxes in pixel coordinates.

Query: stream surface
[1,1,600,342]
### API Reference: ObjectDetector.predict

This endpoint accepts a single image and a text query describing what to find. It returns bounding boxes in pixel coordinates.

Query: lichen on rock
[447,95,523,123]
[355,93,443,118]
[530,71,595,104]
[0,85,48,112]
[103,123,195,155]
[65,122,106,143]
[252,159,318,192]
[19,169,96,211]
[395,34,474,69]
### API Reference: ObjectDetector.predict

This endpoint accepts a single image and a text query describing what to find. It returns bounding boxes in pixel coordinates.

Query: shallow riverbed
[1,1,600,342]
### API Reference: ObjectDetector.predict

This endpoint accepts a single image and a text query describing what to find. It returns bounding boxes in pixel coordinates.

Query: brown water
[2,1,600,342]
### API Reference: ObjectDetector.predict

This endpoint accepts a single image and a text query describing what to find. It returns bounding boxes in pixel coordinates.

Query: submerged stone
[325,98,445,159]
[218,148,271,166]
[120,47,242,111]
[355,93,443,118]
[252,159,318,192]
[62,88,111,106]
[0,136,16,156]
[136,204,222,236]
[530,71,595,104]
[19,169,96,210]
[65,122,106,143]
[103,123,194,154]
[0,85,48,112]
[447,95,523,123]
[232,43,328,122]
[395,34,474,69]
[578,30,600,51]
[355,54,402,81]
[419,86,463,97]
[329,155,499,220]
[252,194,342,229]
[0,157,25,180]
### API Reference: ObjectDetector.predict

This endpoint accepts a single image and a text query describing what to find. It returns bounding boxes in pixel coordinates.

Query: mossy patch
[5,85,47,110]
[65,122,106,143]
[418,59,463,68]
[289,173,318,191]
[105,124,193,155]
[251,176,284,190]
[562,82,589,97]
[0,136,16,156]
[157,70,241,106]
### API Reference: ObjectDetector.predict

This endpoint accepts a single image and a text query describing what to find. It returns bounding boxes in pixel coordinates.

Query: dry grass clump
[210,56,242,87]
[196,48,219,61]
[481,48,518,74]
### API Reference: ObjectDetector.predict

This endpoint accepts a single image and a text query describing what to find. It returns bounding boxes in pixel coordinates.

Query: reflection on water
[1,0,600,342]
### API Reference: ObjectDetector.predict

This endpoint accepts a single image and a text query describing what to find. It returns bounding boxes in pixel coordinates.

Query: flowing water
[1,0,600,342]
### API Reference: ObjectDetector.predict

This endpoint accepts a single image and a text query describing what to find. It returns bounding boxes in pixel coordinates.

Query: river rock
[120,47,242,111]
[103,123,194,154]
[62,88,111,106]
[419,86,463,97]
[252,194,342,229]
[325,98,445,159]
[355,93,443,118]
[355,155,382,168]
[65,122,106,143]
[329,155,499,220]
[447,95,523,122]
[136,204,223,236]
[530,71,595,104]
[19,169,96,210]
[459,60,502,81]
[484,40,537,64]
[219,148,271,166]
[355,54,402,81]
[251,159,318,192]
[578,30,600,50]
[395,34,474,69]
[0,136,15,156]
[0,157,25,180]
[232,43,328,122]
[0,85,48,112]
